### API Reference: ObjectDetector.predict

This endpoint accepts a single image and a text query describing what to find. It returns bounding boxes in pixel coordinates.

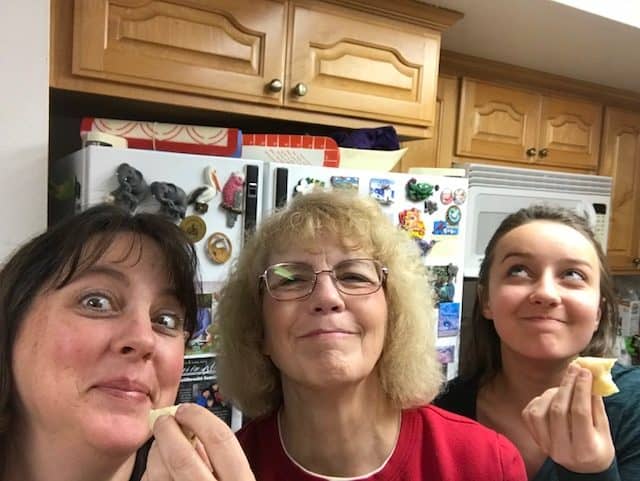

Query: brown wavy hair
[0,204,199,471]
[460,204,618,383]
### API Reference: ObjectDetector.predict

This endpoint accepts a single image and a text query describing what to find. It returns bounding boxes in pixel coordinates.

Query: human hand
[142,403,255,481]
[521,364,615,473]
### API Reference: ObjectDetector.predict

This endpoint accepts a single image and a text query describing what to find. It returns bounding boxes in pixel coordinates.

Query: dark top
[128,439,152,481]
[434,363,640,481]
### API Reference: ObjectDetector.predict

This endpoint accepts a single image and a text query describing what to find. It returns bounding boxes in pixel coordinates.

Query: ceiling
[421,0,640,95]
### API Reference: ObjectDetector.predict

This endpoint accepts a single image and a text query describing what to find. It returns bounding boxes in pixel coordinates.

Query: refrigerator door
[263,162,468,379]
[66,146,263,284]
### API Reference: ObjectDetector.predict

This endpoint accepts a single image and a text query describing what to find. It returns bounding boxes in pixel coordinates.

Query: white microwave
[457,163,612,278]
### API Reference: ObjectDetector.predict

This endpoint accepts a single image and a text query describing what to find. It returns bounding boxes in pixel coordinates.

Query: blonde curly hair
[216,190,442,417]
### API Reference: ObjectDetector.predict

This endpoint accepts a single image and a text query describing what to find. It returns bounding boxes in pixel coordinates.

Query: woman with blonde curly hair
[217,190,526,481]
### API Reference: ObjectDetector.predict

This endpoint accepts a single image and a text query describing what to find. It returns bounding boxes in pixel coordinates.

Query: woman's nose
[529,273,561,306]
[310,272,346,312]
[113,311,156,360]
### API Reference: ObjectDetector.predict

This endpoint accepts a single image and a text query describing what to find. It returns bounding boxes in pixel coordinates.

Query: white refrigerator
[51,145,261,430]
[263,162,469,380]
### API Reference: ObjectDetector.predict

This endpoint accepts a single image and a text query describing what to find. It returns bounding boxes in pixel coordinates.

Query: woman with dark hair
[0,204,254,481]
[216,191,526,481]
[435,204,640,480]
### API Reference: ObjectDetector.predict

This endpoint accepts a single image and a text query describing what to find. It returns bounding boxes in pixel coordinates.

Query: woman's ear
[478,284,493,319]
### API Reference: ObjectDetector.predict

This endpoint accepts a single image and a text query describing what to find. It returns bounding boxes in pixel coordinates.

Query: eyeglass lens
[265,259,383,300]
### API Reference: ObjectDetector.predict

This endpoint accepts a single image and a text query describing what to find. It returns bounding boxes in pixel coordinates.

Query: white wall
[0,1,50,262]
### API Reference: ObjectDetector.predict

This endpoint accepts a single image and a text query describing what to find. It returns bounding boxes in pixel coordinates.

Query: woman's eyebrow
[69,265,130,286]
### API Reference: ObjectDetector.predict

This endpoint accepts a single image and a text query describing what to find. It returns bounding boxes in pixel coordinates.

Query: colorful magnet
[369,178,395,205]
[220,172,245,227]
[436,345,456,364]
[398,208,426,239]
[438,302,460,337]
[440,188,453,205]
[293,177,326,196]
[406,178,437,202]
[446,205,462,225]
[433,221,459,236]
[207,232,232,264]
[453,188,467,205]
[331,176,359,190]
[180,215,207,243]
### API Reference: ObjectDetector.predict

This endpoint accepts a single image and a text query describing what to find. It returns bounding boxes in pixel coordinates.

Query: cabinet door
[287,0,439,128]
[399,75,458,171]
[599,108,640,273]
[538,96,602,171]
[72,0,287,105]
[457,79,540,163]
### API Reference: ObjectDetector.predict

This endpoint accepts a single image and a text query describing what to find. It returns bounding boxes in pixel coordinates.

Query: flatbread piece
[573,357,619,397]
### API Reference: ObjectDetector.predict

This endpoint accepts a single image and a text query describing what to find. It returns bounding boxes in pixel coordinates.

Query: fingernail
[579,369,590,379]
[567,364,577,374]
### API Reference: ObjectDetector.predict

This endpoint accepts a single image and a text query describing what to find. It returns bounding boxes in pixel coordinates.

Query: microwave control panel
[593,203,607,247]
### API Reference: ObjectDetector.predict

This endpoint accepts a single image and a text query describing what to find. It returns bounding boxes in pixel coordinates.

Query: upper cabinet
[599,107,640,273]
[51,0,463,137]
[287,1,440,127]
[456,78,602,172]
[71,0,288,106]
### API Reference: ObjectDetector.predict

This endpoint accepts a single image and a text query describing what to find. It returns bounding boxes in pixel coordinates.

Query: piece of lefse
[573,357,619,397]
[148,404,197,444]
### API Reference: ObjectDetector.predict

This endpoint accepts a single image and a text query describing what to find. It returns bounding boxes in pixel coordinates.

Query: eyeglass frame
[258,258,389,301]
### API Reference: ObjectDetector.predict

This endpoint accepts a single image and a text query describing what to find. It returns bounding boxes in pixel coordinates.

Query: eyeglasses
[259,258,388,301]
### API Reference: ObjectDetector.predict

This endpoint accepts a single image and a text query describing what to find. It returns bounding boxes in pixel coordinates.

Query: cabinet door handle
[293,82,308,97]
[526,147,537,157]
[267,79,283,93]
[538,148,549,158]
[633,257,640,267]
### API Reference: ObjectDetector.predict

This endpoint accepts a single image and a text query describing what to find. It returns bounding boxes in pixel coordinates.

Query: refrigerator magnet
[406,178,438,202]
[437,302,460,338]
[398,208,426,239]
[446,205,462,225]
[150,181,188,221]
[293,177,326,196]
[107,163,149,213]
[369,178,395,205]
[330,176,359,191]
[220,172,245,228]
[180,215,207,243]
[453,188,467,205]
[423,200,438,215]
[206,232,232,264]
[436,345,456,364]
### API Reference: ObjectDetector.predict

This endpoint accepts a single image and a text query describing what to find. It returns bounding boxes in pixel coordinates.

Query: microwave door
[464,190,583,278]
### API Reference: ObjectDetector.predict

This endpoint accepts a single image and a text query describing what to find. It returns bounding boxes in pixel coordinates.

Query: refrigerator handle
[275,168,288,208]
[244,165,259,240]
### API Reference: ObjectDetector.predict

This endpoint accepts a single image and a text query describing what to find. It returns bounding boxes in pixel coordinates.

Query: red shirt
[237,405,526,481]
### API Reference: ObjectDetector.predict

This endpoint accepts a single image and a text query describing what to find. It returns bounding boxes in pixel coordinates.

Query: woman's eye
[153,313,183,333]
[506,265,529,278]
[80,293,114,312]
[563,269,586,281]
[338,272,373,284]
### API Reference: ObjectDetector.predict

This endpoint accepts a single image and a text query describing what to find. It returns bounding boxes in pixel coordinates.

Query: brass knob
[633,257,640,267]
[539,148,549,158]
[293,82,308,97]
[526,147,537,157]
[267,78,283,93]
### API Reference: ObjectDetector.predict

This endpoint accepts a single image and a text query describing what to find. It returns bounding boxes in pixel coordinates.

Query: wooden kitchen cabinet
[51,0,462,137]
[457,78,602,172]
[71,0,288,106]
[287,0,440,127]
[599,108,640,273]
[399,75,459,171]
